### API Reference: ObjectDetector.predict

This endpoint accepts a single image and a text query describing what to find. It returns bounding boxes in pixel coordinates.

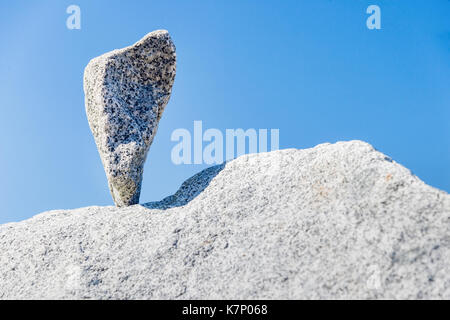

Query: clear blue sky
[0,0,448,223]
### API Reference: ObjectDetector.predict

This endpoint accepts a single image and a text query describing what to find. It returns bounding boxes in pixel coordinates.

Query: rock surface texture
[1,141,449,299]
[84,30,176,207]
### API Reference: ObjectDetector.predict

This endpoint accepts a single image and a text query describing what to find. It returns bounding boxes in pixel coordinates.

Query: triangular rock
[84,30,176,206]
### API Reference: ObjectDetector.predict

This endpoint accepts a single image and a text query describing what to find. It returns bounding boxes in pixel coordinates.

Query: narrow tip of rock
[134,29,172,45]
[147,29,169,36]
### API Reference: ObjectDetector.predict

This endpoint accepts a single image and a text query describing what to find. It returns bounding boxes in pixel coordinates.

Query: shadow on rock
[142,163,226,210]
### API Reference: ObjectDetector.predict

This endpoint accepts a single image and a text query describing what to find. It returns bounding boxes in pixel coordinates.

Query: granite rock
[1,141,449,299]
[84,30,176,206]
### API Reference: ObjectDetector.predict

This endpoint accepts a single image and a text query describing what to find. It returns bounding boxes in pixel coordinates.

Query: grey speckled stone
[84,30,176,207]
[1,141,449,299]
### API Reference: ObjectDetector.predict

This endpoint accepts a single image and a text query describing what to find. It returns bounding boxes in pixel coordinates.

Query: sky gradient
[0,0,449,223]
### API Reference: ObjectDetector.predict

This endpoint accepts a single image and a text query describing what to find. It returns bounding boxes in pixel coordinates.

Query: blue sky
[0,0,448,223]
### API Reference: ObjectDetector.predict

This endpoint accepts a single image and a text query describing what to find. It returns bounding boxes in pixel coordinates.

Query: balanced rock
[84,30,176,206]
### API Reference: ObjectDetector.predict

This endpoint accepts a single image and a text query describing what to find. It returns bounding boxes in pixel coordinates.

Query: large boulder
[0,141,449,299]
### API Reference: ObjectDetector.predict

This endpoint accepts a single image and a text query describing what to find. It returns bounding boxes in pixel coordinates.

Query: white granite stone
[84,30,176,206]
[1,141,449,299]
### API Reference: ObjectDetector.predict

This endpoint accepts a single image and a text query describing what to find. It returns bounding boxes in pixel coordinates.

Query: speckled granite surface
[1,141,449,299]
[84,30,176,206]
